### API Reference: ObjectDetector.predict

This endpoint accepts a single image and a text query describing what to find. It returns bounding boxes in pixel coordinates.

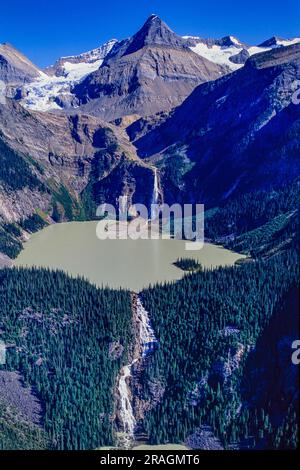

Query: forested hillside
[140,183,299,450]
[0,268,133,449]
[141,246,299,448]
[0,399,48,450]
[0,138,46,192]
[0,10,299,455]
[205,178,299,257]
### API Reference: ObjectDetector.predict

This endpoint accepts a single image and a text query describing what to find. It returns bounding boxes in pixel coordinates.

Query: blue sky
[1,0,299,67]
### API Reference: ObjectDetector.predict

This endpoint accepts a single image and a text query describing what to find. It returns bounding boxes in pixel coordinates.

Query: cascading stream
[118,363,137,437]
[136,297,158,358]
[117,295,158,448]
[151,168,160,220]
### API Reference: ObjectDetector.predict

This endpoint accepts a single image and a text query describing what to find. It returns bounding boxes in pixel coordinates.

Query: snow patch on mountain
[187,36,300,71]
[189,41,272,71]
[276,37,300,47]
[50,39,118,75]
[229,35,242,46]
[247,46,270,56]
[190,42,244,70]
[21,62,102,111]
[21,40,117,112]
[57,59,104,81]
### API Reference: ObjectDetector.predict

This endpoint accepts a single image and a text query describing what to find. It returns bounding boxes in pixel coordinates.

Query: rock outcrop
[128,43,300,206]
[0,95,157,261]
[0,43,42,85]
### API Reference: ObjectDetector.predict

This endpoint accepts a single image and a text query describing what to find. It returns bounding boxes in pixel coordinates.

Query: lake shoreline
[13,221,246,291]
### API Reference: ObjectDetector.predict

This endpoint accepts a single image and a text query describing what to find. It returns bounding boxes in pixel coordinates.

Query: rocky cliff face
[72,15,228,120]
[128,43,300,206]
[0,98,152,188]
[1,18,299,262]
[0,43,42,85]
[0,97,155,260]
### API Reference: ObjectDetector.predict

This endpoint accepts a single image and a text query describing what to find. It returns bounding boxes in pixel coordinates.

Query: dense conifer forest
[0,170,298,450]
[138,179,299,449]
[205,178,299,256]
[0,268,133,449]
[140,246,299,448]
[173,258,202,272]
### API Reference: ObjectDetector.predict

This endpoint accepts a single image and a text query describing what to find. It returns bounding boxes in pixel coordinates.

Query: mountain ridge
[72,15,229,120]
[127,42,300,206]
[3,15,298,115]
[0,43,44,85]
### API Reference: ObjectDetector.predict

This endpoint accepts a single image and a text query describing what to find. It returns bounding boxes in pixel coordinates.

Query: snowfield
[21,40,117,111]
[20,35,300,112]
[190,42,245,70]
[276,37,300,47]
[187,36,300,71]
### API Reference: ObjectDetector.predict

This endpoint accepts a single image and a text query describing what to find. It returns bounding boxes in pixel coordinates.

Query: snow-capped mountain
[72,15,228,120]
[20,39,117,111]
[258,36,300,47]
[45,39,118,77]
[183,35,300,70]
[130,42,300,205]
[13,15,300,115]
[183,36,247,70]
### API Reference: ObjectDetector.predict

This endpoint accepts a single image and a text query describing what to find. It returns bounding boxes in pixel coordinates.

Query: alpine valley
[0,14,299,451]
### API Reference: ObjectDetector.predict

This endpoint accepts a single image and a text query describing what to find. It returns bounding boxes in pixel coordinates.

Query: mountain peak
[0,42,21,54]
[217,35,243,47]
[258,36,300,48]
[122,15,187,56]
[148,13,159,20]
[258,36,283,47]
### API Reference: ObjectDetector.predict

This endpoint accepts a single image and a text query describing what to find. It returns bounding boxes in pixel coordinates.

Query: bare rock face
[73,15,228,120]
[0,371,43,426]
[258,36,285,47]
[229,48,250,65]
[0,99,148,193]
[0,183,50,224]
[186,426,224,450]
[0,43,42,85]
[0,252,12,267]
[129,43,300,207]
[0,97,155,252]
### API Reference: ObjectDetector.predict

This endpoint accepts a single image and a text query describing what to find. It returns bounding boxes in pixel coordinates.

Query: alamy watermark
[291,340,300,365]
[95,197,204,251]
[0,80,6,105]
[291,79,300,105]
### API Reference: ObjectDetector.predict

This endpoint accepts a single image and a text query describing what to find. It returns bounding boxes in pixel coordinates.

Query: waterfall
[151,168,160,220]
[117,296,158,448]
[119,195,128,215]
[118,363,137,437]
[136,297,158,358]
